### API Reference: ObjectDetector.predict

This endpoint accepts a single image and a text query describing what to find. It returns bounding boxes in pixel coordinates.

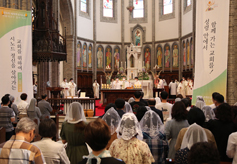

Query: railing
[37,98,96,116]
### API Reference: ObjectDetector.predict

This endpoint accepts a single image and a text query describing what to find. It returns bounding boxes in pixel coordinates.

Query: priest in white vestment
[68,78,77,96]
[93,80,100,99]
[182,77,188,95]
[177,80,186,98]
[60,78,69,98]
[158,78,164,89]
[186,78,193,96]
[134,77,141,87]
[114,78,121,89]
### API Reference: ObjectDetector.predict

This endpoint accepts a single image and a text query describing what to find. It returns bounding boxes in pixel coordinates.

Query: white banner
[192,0,229,105]
[0,8,33,104]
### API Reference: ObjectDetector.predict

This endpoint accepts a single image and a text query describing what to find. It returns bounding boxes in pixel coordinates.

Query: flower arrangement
[138,66,149,80]
[116,67,127,80]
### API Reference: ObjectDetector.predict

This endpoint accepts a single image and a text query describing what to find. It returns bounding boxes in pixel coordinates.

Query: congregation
[0,91,237,164]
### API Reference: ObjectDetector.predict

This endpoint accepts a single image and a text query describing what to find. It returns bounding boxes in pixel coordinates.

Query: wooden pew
[0,127,6,144]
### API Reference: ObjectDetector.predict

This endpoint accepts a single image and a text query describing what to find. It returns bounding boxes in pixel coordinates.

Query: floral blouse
[109,138,155,164]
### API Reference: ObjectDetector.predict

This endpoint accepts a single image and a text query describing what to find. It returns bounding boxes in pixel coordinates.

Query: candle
[143,61,144,67]
[121,62,123,68]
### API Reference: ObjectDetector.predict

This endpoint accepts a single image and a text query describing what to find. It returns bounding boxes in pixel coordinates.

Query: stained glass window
[133,0,144,18]
[103,0,113,17]
[163,0,173,15]
[187,0,191,6]
[81,0,87,13]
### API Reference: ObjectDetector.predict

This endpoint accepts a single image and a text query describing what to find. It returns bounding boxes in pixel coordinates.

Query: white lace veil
[28,98,36,112]
[180,123,208,149]
[145,106,152,111]
[195,96,206,109]
[102,107,121,135]
[116,113,143,141]
[65,102,86,124]
[202,105,215,122]
[124,102,133,113]
[140,110,164,138]
[128,97,135,104]
[175,98,182,102]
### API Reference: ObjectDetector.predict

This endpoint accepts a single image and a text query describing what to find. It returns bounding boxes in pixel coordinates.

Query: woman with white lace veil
[202,105,215,122]
[140,110,168,164]
[128,97,135,104]
[60,102,89,164]
[175,123,208,164]
[124,102,133,113]
[109,113,155,164]
[195,96,206,109]
[102,107,121,149]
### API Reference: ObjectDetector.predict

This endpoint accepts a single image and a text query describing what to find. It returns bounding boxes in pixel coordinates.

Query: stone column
[121,0,125,65]
[178,0,182,80]
[63,36,75,80]
[51,62,59,87]
[93,0,97,80]
[37,62,49,98]
[227,0,237,104]
[192,0,196,77]
[151,0,155,70]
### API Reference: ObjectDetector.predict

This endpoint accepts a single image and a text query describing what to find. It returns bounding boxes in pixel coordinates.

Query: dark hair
[215,94,224,104]
[161,91,168,99]
[171,101,188,121]
[134,91,142,99]
[1,95,10,105]
[63,78,66,81]
[140,91,144,98]
[115,98,125,109]
[148,99,156,106]
[212,92,219,99]
[94,79,97,82]
[135,77,138,80]
[85,118,111,151]
[41,94,47,99]
[188,142,220,164]
[181,98,189,108]
[4,94,10,97]
[75,121,87,131]
[136,106,147,121]
[70,78,73,81]
[187,107,205,126]
[215,103,232,123]
[176,94,183,99]
[104,103,117,113]
[20,93,27,100]
[231,106,237,124]
[39,119,57,138]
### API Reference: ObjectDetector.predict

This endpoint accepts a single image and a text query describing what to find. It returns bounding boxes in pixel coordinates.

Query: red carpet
[95,99,105,116]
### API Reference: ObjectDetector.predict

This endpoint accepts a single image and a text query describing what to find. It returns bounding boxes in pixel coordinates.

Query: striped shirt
[0,106,15,132]
[0,135,46,164]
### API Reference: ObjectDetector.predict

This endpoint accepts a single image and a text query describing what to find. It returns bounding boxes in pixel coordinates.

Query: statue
[103,70,114,85]
[135,30,141,46]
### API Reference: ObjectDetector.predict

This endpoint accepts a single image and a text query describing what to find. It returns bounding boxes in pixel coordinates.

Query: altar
[129,80,153,98]
[100,89,142,106]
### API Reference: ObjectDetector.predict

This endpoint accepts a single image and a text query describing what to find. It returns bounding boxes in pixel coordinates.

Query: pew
[0,127,6,144]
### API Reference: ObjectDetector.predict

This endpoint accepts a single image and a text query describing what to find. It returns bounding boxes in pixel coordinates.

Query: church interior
[1,0,237,163]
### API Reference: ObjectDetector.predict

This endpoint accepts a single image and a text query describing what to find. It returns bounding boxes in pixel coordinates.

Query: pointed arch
[131,24,146,46]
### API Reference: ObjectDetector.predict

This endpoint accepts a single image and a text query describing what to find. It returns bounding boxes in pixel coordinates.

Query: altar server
[177,79,186,98]
[68,78,77,96]
[134,77,141,88]
[169,79,177,98]
[60,78,69,97]
[158,77,164,89]
[93,79,100,99]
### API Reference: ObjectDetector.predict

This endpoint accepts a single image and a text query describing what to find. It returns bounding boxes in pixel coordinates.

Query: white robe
[169,82,177,96]
[186,80,193,96]
[60,81,69,97]
[68,81,77,96]
[114,80,121,89]
[177,83,186,98]
[93,82,100,98]
[158,80,164,89]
